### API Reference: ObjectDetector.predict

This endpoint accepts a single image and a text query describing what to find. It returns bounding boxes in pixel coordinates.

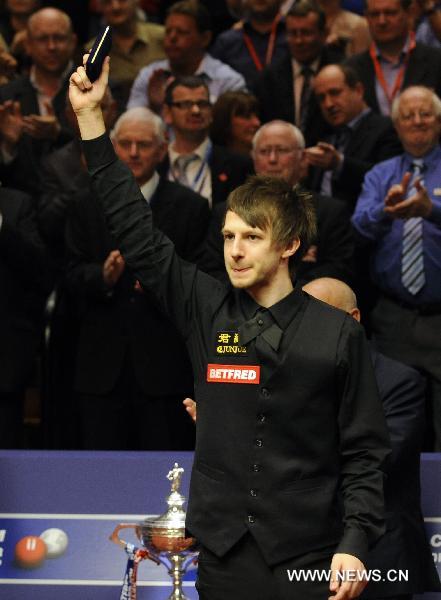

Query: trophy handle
[109,523,139,548]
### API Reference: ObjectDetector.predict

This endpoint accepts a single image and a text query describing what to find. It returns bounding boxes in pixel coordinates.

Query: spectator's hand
[384,178,433,219]
[103,250,125,288]
[384,171,412,207]
[147,68,174,114]
[0,99,24,148]
[22,102,61,141]
[0,49,17,81]
[10,29,28,56]
[183,398,197,423]
[329,553,367,600]
[69,53,109,114]
[304,142,342,170]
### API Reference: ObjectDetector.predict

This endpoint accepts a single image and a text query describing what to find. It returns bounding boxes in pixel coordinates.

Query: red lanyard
[369,32,416,106]
[242,14,281,72]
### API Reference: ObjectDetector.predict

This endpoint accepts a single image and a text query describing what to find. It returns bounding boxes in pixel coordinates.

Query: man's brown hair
[226,175,316,265]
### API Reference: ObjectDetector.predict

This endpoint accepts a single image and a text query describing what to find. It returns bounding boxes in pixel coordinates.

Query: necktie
[173,154,198,187]
[401,159,426,295]
[300,65,313,131]
[334,125,351,153]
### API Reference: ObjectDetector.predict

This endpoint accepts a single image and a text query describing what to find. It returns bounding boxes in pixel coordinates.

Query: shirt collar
[139,171,160,204]
[169,136,210,164]
[194,53,212,81]
[292,57,320,78]
[29,60,73,93]
[402,144,441,170]
[136,21,152,45]
[375,34,410,63]
[236,286,304,350]
[347,107,371,130]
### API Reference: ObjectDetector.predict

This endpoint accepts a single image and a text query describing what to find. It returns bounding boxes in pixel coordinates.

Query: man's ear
[349,307,361,322]
[355,81,365,100]
[158,140,168,162]
[281,237,301,259]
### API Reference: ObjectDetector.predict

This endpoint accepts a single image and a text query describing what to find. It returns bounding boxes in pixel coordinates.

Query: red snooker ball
[15,535,47,568]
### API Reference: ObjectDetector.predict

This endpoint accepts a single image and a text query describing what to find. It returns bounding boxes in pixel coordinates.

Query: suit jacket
[0,188,51,393]
[251,48,344,145]
[0,74,73,194]
[199,190,355,286]
[159,143,253,207]
[38,139,91,259]
[308,111,402,208]
[347,43,441,114]
[362,348,441,596]
[65,177,210,396]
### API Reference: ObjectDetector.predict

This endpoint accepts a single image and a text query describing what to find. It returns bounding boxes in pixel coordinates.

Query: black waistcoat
[186,297,347,565]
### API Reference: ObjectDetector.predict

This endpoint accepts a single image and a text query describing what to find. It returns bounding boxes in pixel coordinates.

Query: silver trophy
[110,463,198,600]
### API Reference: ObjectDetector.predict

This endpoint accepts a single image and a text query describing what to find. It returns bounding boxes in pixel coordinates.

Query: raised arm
[69,57,223,343]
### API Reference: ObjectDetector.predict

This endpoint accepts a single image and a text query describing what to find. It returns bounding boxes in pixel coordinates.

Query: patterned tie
[173,154,198,187]
[401,159,426,295]
[300,65,313,131]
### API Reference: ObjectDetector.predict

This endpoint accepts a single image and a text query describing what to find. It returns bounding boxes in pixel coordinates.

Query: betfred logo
[207,364,260,384]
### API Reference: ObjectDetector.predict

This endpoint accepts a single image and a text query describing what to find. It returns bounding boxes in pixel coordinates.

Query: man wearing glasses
[352,85,441,451]
[160,75,253,207]
[200,119,354,286]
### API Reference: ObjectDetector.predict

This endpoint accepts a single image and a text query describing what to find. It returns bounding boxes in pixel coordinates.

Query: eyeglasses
[399,111,436,122]
[255,146,300,157]
[116,139,156,151]
[30,34,71,45]
[169,100,211,110]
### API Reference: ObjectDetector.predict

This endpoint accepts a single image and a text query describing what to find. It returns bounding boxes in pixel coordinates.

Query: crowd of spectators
[0,0,440,456]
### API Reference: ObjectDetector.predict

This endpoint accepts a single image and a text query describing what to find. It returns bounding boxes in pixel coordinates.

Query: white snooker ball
[39,528,69,558]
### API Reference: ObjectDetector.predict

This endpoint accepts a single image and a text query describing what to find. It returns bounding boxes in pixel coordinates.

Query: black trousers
[196,533,335,600]
[371,295,441,450]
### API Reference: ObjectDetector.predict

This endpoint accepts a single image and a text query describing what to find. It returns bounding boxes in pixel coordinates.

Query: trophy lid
[141,463,188,531]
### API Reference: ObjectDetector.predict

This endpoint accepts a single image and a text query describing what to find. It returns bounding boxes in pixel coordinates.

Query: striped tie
[401,160,425,295]
[173,154,197,187]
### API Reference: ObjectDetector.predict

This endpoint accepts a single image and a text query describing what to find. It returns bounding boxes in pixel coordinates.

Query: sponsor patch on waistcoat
[215,331,247,355]
[206,364,260,384]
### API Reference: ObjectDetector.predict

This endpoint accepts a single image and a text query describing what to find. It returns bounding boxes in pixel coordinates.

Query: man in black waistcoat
[69,57,390,600]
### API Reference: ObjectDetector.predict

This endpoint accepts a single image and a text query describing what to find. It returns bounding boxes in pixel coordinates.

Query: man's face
[286,12,325,64]
[7,0,38,15]
[246,0,282,20]
[26,12,76,74]
[252,123,303,186]
[223,210,288,293]
[314,66,365,128]
[394,88,441,157]
[113,120,167,185]
[164,85,212,138]
[99,0,137,27]
[164,13,210,66]
[365,0,409,46]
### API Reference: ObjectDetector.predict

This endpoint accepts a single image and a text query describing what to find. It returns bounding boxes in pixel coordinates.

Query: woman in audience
[210,90,260,156]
